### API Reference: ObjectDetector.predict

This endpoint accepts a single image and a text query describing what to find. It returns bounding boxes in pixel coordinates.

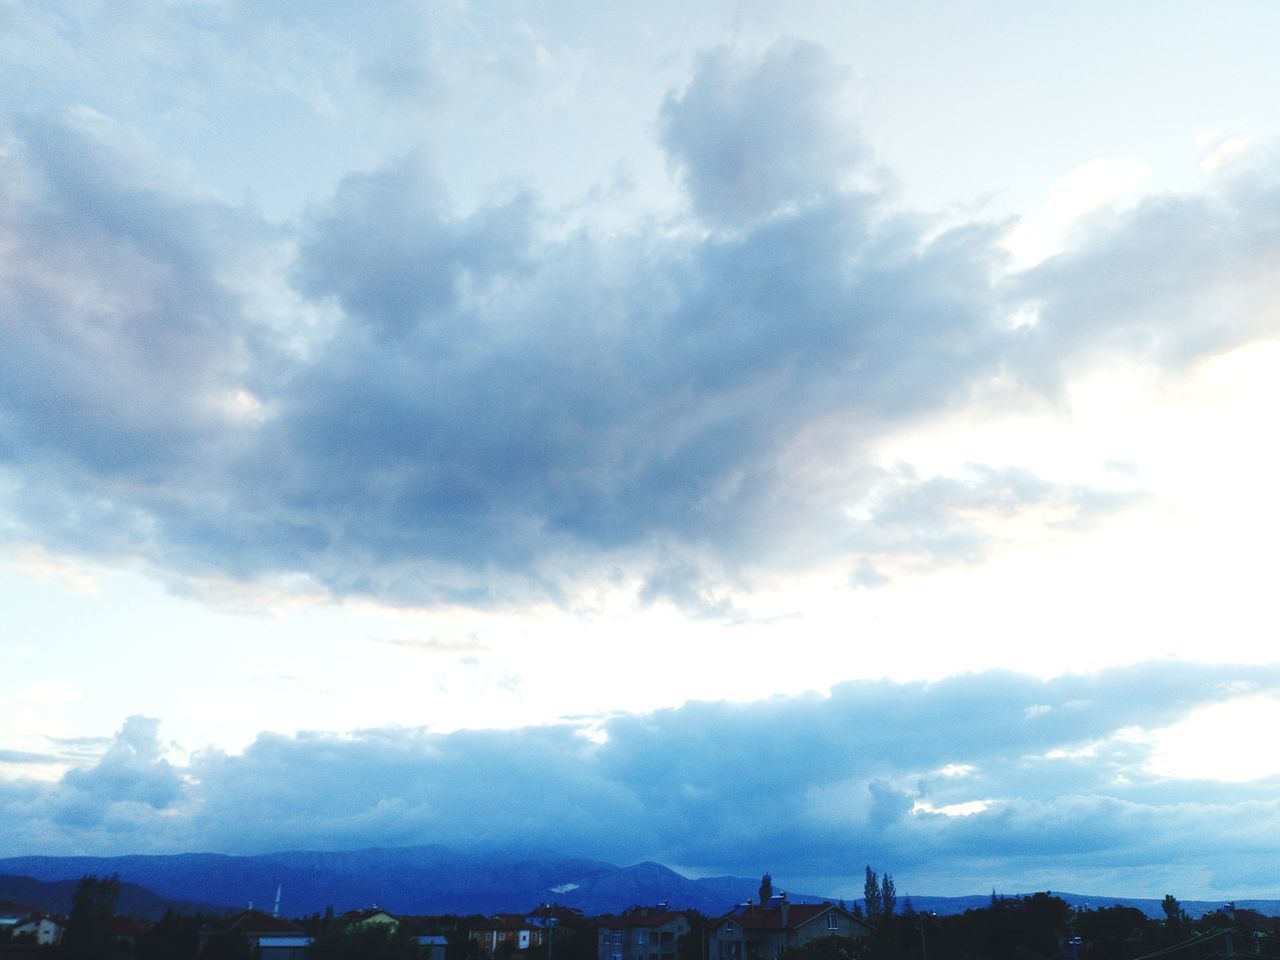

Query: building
[470,914,546,956]
[706,896,871,960]
[417,933,450,960]
[11,913,64,946]
[0,901,31,929]
[471,906,583,958]
[199,908,311,958]
[342,907,401,928]
[255,934,315,959]
[598,905,690,960]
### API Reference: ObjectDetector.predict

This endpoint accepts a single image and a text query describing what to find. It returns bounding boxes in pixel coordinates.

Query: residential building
[598,905,690,960]
[199,908,311,958]
[417,933,450,960]
[470,914,546,956]
[255,934,314,959]
[342,907,400,927]
[471,906,583,957]
[12,913,64,946]
[0,901,31,930]
[706,896,871,960]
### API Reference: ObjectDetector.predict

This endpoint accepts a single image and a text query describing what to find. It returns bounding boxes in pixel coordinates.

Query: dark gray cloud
[1,44,1276,609]
[3,664,1279,896]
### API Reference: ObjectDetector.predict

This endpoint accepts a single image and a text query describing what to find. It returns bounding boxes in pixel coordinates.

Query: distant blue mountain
[0,872,229,919]
[1,848,1274,920]
[0,847,618,916]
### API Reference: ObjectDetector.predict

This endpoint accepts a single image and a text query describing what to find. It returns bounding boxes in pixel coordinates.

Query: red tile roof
[716,903,846,933]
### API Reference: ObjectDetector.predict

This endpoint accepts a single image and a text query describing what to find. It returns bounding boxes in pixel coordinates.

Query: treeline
[779,891,1258,960]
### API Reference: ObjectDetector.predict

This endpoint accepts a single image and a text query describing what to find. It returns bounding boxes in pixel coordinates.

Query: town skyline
[3,1,1280,903]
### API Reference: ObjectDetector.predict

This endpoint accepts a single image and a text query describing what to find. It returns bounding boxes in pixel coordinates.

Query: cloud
[294,155,536,338]
[59,716,184,816]
[1010,149,1280,384]
[845,463,1141,574]
[659,41,863,227]
[0,42,1276,613]
[0,750,58,764]
[4,664,1280,896]
[370,635,490,656]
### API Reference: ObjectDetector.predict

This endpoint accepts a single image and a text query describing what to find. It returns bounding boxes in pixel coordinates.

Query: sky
[3,0,1280,902]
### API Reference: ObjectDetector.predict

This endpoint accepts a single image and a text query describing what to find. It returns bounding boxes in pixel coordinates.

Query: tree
[676,911,709,960]
[64,874,120,958]
[880,875,896,918]
[138,910,207,960]
[779,935,865,960]
[525,913,596,960]
[864,868,882,921]
[1161,895,1186,925]
[203,930,254,960]
[760,873,774,904]
[308,922,425,960]
[1075,904,1149,960]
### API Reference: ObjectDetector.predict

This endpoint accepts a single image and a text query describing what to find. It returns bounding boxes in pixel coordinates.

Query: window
[635,932,647,945]
[612,932,623,946]
[827,914,839,931]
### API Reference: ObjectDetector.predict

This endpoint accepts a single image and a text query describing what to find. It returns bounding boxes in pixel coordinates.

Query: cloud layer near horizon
[4,38,1278,610]
[5,663,1280,897]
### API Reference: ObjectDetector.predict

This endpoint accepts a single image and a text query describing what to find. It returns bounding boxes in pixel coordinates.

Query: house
[199,908,311,958]
[470,914,547,956]
[397,915,455,960]
[417,933,450,960]
[706,896,871,960]
[598,905,690,960]
[0,901,32,930]
[254,935,315,959]
[1229,909,1280,937]
[11,913,64,946]
[342,907,401,928]
[470,908,582,958]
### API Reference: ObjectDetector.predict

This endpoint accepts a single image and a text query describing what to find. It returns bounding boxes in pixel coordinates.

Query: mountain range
[1,847,1275,921]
